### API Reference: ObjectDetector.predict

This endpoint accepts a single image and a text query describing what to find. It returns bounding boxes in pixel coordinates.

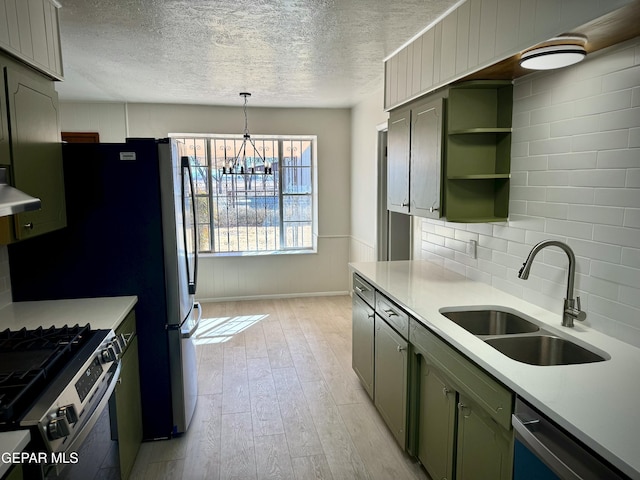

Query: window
[172,135,316,255]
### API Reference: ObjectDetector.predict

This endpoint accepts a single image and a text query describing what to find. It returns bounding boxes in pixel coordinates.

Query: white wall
[414,37,640,346]
[60,102,352,300]
[349,87,389,263]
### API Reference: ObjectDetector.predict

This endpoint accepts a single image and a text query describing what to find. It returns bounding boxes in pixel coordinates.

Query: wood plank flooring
[129,296,430,480]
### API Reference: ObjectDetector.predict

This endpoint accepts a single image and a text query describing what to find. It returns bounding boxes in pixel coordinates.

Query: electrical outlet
[467,239,477,259]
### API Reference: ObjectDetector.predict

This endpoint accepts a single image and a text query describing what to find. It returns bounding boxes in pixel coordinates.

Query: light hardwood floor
[129,296,430,480]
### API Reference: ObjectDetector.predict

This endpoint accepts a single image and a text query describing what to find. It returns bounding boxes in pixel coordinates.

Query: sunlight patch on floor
[194,314,269,344]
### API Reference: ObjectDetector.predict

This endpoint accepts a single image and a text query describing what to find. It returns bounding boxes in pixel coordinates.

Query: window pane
[172,135,314,254]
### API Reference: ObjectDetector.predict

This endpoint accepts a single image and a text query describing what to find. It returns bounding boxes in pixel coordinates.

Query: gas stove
[0,324,127,478]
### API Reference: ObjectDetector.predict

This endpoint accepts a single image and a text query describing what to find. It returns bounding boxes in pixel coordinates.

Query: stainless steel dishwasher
[512,397,629,480]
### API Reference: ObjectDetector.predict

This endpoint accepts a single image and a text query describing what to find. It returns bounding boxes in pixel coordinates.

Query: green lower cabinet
[418,358,456,480]
[113,336,143,479]
[352,293,375,399]
[410,319,514,480]
[456,394,513,480]
[374,316,408,450]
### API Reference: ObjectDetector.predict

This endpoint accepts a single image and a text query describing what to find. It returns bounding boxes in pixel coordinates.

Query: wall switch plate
[467,240,477,259]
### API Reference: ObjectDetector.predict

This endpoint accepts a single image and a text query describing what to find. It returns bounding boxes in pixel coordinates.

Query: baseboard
[196,290,350,303]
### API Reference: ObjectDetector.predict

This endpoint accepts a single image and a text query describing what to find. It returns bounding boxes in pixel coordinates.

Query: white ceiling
[55,0,461,108]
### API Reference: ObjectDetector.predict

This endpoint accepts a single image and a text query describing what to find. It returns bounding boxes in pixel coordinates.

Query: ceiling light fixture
[520,44,587,70]
[222,92,272,175]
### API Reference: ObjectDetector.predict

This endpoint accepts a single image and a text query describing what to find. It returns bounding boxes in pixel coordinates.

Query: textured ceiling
[55,0,461,108]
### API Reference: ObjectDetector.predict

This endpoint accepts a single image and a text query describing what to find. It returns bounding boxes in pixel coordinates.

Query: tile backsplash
[0,245,11,308]
[415,37,640,347]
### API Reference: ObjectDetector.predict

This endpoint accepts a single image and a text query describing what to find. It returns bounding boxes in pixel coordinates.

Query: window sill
[200,248,317,258]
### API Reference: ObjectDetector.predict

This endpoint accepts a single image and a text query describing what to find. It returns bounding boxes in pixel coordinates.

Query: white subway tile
[550,116,601,137]
[476,246,493,261]
[511,186,547,202]
[621,247,640,268]
[444,258,467,276]
[546,187,595,205]
[509,200,527,215]
[492,250,525,269]
[602,64,640,93]
[594,224,640,249]
[529,103,575,125]
[525,230,567,246]
[529,137,572,155]
[508,215,545,232]
[506,241,532,259]
[478,234,508,252]
[589,295,640,328]
[513,124,549,142]
[513,80,532,100]
[630,127,640,148]
[512,112,530,129]
[599,107,640,131]
[478,258,507,277]
[510,172,527,186]
[549,76,602,103]
[493,224,526,243]
[571,129,630,152]
[511,155,547,172]
[575,273,620,301]
[594,188,640,208]
[596,149,640,168]
[548,152,597,170]
[569,169,627,188]
[445,237,467,253]
[545,218,593,240]
[454,251,479,267]
[466,223,494,235]
[527,201,568,219]
[522,287,563,314]
[454,230,479,243]
[620,286,640,309]
[571,238,622,263]
[528,171,569,186]
[633,86,640,108]
[567,204,624,226]
[426,233,446,246]
[626,169,640,188]
[573,90,632,117]
[591,260,640,288]
[434,224,456,238]
[624,209,640,228]
[492,276,523,298]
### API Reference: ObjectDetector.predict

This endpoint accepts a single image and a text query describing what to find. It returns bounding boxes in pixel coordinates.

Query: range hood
[0,168,41,217]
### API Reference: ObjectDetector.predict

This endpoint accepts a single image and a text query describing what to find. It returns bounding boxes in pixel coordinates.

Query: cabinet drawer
[353,273,375,308]
[376,293,409,339]
[410,319,512,429]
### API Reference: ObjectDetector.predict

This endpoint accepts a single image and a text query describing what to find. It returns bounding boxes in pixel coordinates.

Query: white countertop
[0,296,138,332]
[350,260,640,479]
[0,430,30,477]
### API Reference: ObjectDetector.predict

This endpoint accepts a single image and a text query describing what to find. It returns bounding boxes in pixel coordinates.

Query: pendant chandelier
[221,92,272,175]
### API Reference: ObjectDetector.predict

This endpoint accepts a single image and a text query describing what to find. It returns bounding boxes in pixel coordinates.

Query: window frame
[171,133,318,257]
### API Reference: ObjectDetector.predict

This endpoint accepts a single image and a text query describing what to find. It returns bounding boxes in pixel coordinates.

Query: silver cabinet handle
[397,345,406,352]
[384,309,399,317]
[429,207,439,213]
[354,285,364,293]
[443,387,451,397]
[24,222,34,230]
[401,201,409,207]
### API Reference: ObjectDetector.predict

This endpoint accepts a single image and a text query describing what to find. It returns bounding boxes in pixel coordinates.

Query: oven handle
[512,413,581,480]
[60,360,122,456]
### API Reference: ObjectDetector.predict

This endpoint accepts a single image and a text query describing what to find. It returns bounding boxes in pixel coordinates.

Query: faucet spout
[518,240,585,327]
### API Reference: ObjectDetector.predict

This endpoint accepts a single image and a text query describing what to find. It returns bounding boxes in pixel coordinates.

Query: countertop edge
[0,430,30,477]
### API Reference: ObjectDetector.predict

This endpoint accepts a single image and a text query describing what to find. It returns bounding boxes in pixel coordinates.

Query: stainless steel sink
[485,335,606,366]
[441,309,540,335]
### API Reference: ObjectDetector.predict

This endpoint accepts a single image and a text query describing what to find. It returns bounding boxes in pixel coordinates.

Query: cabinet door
[115,336,143,480]
[5,65,66,240]
[418,358,456,480]
[387,106,411,214]
[410,97,443,219]
[456,394,513,480]
[352,293,375,399]
[374,316,408,449]
[0,68,9,164]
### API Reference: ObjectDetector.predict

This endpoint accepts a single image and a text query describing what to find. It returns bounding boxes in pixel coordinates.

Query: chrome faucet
[518,240,586,327]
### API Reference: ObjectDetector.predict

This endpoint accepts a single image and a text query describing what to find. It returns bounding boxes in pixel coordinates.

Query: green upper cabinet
[387,95,444,219]
[444,80,513,223]
[387,105,411,214]
[0,58,66,243]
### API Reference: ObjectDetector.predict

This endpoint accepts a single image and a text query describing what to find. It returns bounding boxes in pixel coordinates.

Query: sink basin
[441,309,540,335]
[485,335,606,366]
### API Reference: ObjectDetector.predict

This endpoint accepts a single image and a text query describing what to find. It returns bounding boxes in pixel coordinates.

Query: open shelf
[444,81,513,223]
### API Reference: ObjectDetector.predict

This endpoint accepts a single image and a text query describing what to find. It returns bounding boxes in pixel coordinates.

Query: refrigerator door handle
[181,156,198,295]
[181,302,202,339]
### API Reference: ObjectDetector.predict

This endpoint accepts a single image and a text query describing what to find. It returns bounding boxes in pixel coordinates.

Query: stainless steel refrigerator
[9,137,200,439]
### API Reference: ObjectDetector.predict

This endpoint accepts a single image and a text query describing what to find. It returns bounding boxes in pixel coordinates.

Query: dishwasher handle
[512,413,582,480]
